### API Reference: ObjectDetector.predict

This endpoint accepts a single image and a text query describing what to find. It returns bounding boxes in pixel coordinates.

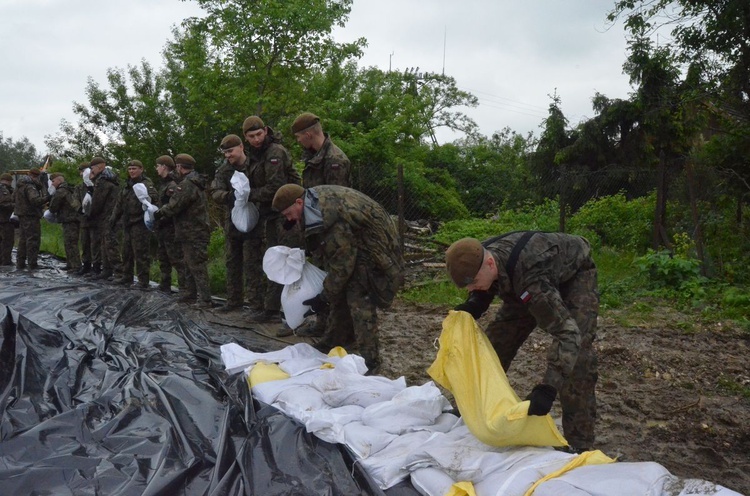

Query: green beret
[78,161,89,171]
[445,238,484,287]
[174,153,196,168]
[220,134,242,150]
[89,157,106,167]
[0,173,13,182]
[156,155,175,169]
[49,172,64,180]
[272,183,305,212]
[28,167,42,177]
[127,160,144,169]
[291,112,320,134]
[242,116,265,134]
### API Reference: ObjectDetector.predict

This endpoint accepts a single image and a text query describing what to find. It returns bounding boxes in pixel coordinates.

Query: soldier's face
[223,145,245,167]
[244,128,267,149]
[127,166,142,179]
[281,200,304,224]
[294,130,313,150]
[89,164,103,178]
[466,255,497,292]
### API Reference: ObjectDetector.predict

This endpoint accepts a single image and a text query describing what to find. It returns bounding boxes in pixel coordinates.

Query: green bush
[633,249,703,289]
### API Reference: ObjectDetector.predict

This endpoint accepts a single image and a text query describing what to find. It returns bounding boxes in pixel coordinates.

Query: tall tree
[0,132,41,171]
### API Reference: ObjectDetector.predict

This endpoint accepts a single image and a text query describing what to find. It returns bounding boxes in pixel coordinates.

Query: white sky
[0,0,634,153]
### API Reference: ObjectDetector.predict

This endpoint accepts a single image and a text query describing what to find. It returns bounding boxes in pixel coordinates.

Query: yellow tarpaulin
[427,311,567,448]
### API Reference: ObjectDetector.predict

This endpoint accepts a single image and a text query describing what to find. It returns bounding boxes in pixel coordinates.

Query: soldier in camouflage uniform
[242,116,301,322]
[13,168,49,270]
[211,134,256,312]
[0,173,15,266]
[154,155,184,293]
[272,184,404,373]
[111,160,157,288]
[155,154,212,308]
[445,232,599,453]
[74,162,94,275]
[289,112,352,337]
[87,157,121,280]
[48,173,81,271]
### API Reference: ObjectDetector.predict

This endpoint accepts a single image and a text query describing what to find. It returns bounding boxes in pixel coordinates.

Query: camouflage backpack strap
[482,231,539,294]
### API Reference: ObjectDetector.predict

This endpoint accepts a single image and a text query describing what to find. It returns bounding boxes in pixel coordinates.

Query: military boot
[92,268,113,281]
[76,262,91,276]
[84,263,101,278]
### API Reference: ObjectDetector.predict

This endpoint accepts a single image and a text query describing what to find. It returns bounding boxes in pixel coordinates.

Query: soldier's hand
[526,384,557,416]
[153,209,163,221]
[454,290,493,319]
[86,185,94,195]
[303,293,329,317]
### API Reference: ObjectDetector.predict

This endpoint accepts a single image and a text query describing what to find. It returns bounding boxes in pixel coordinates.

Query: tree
[0,132,41,171]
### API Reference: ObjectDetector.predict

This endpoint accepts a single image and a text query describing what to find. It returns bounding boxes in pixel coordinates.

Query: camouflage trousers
[0,222,14,265]
[121,222,151,282]
[61,221,81,270]
[180,236,211,303]
[79,224,93,265]
[91,222,121,273]
[245,215,285,313]
[17,216,41,267]
[156,224,183,289]
[224,234,257,308]
[322,263,380,372]
[486,266,599,450]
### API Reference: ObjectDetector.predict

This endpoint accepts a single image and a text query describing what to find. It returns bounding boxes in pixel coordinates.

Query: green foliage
[567,191,655,251]
[400,281,465,307]
[0,132,41,171]
[633,249,703,290]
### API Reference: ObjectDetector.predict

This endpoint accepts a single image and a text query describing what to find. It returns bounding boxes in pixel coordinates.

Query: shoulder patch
[270,158,280,165]
[519,290,532,304]
[330,163,341,169]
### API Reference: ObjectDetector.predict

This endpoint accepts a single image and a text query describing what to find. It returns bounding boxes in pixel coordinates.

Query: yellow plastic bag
[427,311,567,447]
[247,361,290,387]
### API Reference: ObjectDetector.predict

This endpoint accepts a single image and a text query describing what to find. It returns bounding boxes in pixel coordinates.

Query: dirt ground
[375,300,750,495]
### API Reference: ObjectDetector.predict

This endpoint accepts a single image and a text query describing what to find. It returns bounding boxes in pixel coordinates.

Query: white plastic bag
[263,245,306,284]
[81,168,93,216]
[230,171,259,233]
[132,183,158,231]
[43,209,58,223]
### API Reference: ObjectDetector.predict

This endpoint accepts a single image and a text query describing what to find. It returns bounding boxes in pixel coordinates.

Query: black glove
[153,209,163,221]
[283,219,297,231]
[526,384,557,416]
[454,290,493,319]
[226,190,236,206]
[86,185,94,194]
[303,293,329,317]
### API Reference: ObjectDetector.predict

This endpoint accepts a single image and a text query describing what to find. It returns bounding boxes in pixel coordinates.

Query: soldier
[211,134,253,312]
[111,160,157,288]
[47,173,81,272]
[13,167,49,270]
[242,116,301,323]
[445,232,599,454]
[87,157,120,280]
[289,112,352,337]
[154,153,212,309]
[272,184,404,374]
[291,112,351,188]
[75,162,93,275]
[154,155,184,293]
[0,173,15,266]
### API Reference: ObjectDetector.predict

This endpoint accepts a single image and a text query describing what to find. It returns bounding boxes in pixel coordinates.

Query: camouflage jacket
[159,171,210,241]
[246,127,300,217]
[301,185,403,307]
[89,168,120,226]
[480,231,596,390]
[14,175,48,218]
[155,171,179,231]
[0,183,14,222]
[48,181,80,224]
[301,134,351,188]
[212,153,250,239]
[111,175,157,227]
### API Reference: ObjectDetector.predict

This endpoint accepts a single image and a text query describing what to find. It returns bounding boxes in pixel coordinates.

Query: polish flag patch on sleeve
[520,290,532,303]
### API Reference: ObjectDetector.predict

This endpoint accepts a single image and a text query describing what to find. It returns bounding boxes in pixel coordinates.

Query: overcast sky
[0,0,634,153]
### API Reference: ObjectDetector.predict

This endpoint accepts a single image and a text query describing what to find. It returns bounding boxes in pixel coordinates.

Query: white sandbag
[263,245,306,285]
[343,421,398,459]
[132,183,158,230]
[311,368,407,408]
[220,342,325,375]
[82,168,93,187]
[280,261,327,330]
[304,404,364,444]
[362,382,452,434]
[230,171,259,232]
[43,209,58,223]
[359,430,433,489]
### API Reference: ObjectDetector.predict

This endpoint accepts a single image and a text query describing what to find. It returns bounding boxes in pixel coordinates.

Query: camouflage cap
[445,237,484,287]
[156,155,175,170]
[89,157,106,167]
[242,116,265,134]
[291,112,320,134]
[220,134,242,150]
[174,153,196,168]
[0,173,12,182]
[78,161,89,171]
[272,183,305,212]
[28,167,42,177]
[127,160,144,169]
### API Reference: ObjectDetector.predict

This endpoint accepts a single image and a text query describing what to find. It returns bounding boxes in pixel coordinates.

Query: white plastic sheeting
[221,342,742,496]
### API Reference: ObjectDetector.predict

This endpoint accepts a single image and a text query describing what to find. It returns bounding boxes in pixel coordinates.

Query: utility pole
[389,51,395,72]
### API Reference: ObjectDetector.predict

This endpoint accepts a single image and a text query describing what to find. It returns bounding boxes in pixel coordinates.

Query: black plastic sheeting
[0,267,421,495]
